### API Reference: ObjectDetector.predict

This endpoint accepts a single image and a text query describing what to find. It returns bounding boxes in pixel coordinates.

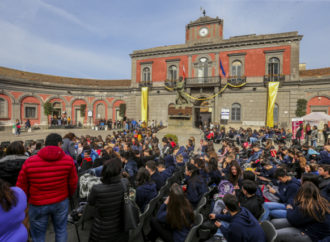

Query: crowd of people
[0,124,329,242]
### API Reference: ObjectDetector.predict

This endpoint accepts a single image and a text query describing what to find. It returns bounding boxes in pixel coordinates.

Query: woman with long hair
[206,157,223,186]
[227,161,242,189]
[271,181,330,242]
[0,178,28,241]
[149,183,194,242]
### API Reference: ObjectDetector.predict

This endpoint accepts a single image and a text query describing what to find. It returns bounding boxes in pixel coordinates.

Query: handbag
[121,180,140,232]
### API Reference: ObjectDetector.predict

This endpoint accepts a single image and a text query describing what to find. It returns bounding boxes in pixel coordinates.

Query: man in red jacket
[17,133,78,242]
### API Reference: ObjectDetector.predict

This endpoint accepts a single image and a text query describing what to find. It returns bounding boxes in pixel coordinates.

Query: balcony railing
[139,80,153,88]
[227,76,246,86]
[264,74,285,83]
[185,76,221,88]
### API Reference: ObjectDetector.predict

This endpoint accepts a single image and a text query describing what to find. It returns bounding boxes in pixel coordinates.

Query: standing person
[15,119,21,136]
[148,183,194,242]
[88,158,128,242]
[323,124,330,145]
[62,132,77,160]
[25,119,31,130]
[296,123,304,144]
[310,125,318,148]
[305,123,311,145]
[16,133,78,242]
[0,178,28,242]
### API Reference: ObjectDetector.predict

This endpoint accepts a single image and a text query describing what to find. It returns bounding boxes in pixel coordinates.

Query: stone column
[12,102,20,122]
[40,103,48,126]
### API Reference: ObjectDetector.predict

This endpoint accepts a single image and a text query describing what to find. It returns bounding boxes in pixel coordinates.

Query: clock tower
[185,16,223,44]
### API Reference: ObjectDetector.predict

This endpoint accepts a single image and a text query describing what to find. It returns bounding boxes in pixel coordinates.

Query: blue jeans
[29,199,69,242]
[260,202,287,222]
[214,221,230,237]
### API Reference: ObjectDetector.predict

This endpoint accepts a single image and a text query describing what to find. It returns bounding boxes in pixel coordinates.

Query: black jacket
[239,194,264,219]
[151,171,165,191]
[88,176,128,242]
[0,155,28,186]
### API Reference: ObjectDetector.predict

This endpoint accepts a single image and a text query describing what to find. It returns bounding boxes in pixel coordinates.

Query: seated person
[260,168,300,221]
[256,161,276,184]
[135,168,157,212]
[318,164,330,202]
[80,149,93,172]
[241,171,263,198]
[271,182,330,242]
[319,145,330,164]
[146,160,165,191]
[185,163,208,208]
[209,193,266,242]
[191,156,209,184]
[238,180,264,219]
[206,157,223,186]
[148,183,194,242]
[226,162,242,190]
[121,151,138,185]
[157,161,175,181]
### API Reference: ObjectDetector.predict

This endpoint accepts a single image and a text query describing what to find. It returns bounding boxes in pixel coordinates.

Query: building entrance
[194,100,212,128]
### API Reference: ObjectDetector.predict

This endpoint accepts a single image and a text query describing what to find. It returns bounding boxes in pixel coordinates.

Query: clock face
[199,27,209,37]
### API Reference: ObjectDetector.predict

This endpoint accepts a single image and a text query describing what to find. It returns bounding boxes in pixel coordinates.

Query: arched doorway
[52,102,62,118]
[194,99,212,128]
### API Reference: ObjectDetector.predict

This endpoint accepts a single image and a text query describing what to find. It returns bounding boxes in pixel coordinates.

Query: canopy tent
[302,112,330,122]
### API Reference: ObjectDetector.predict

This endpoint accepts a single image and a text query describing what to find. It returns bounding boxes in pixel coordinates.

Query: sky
[0,0,329,80]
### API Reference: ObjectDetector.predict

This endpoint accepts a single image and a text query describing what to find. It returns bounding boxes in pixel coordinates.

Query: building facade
[0,15,329,130]
[129,16,330,128]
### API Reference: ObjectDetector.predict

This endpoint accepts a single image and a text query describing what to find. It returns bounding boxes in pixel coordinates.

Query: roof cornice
[0,77,131,92]
[130,34,303,58]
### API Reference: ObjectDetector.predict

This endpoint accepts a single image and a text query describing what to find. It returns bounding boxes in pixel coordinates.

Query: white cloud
[0,20,129,78]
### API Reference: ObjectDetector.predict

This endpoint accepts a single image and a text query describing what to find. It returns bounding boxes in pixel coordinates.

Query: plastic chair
[129,204,150,242]
[143,195,161,235]
[184,213,203,242]
[260,220,277,242]
[194,196,206,215]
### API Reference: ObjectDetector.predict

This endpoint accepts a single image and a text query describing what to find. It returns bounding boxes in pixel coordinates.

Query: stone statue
[174,77,189,105]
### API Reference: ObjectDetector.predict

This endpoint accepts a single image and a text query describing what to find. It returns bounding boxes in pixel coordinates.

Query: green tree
[119,103,126,117]
[44,102,53,126]
[295,99,307,117]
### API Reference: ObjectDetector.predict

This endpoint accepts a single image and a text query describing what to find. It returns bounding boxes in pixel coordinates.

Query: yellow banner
[141,87,148,125]
[266,82,279,127]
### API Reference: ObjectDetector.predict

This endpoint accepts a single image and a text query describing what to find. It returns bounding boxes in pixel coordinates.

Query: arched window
[231,103,241,121]
[268,57,280,76]
[231,60,242,77]
[168,65,177,81]
[142,67,151,82]
[198,57,208,81]
[96,103,105,119]
[274,103,279,124]
[0,98,7,118]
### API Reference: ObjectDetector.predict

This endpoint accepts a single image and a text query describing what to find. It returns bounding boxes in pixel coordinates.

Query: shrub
[295,99,307,117]
[164,134,178,144]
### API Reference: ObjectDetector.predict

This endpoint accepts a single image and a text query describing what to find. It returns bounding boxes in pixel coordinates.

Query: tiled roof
[299,67,330,77]
[0,66,131,87]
